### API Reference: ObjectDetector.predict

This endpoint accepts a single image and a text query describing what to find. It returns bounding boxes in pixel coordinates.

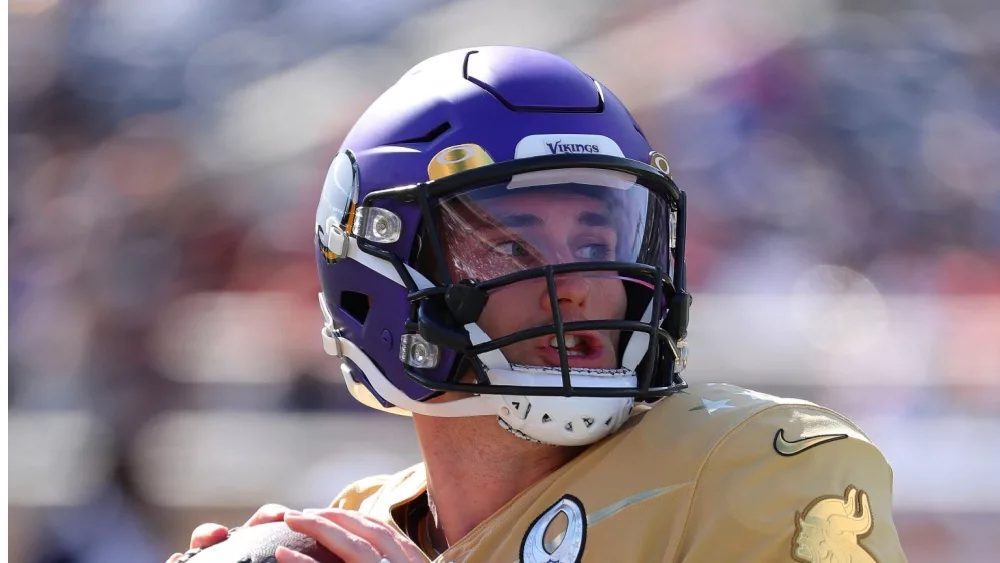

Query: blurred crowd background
[8,0,1000,561]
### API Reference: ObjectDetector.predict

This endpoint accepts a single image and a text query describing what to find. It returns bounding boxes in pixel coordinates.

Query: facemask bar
[353,154,689,399]
[471,260,667,393]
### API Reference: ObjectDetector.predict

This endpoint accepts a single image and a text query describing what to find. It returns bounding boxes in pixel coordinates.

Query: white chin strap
[489,369,637,446]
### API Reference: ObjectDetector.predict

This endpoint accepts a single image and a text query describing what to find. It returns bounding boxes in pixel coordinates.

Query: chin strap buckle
[318,293,343,357]
[674,338,689,373]
[321,326,343,357]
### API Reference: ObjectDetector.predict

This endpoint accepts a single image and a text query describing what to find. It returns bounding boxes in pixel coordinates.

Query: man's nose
[540,274,591,312]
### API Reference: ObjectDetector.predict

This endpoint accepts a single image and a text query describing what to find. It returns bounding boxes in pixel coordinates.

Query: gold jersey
[331,383,907,562]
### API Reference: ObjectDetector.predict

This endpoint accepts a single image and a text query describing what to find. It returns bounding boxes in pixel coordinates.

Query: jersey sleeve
[329,474,393,511]
[328,463,427,518]
[675,404,907,562]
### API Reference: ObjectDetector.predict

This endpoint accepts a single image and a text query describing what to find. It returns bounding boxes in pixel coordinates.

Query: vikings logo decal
[428,144,494,180]
[792,486,877,563]
[317,227,339,264]
[316,150,360,263]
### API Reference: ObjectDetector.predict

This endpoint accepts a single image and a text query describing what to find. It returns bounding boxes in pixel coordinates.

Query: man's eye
[493,240,529,257]
[576,243,612,260]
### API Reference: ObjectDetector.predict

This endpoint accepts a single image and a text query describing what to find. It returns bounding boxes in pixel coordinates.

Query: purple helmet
[315,46,689,445]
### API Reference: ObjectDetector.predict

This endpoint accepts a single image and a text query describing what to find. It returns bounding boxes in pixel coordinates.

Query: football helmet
[315,46,690,446]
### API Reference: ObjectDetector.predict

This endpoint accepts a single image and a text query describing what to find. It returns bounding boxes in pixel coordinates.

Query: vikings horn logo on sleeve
[792,486,877,563]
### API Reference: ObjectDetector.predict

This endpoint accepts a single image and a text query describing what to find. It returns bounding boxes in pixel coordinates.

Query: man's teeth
[549,335,584,355]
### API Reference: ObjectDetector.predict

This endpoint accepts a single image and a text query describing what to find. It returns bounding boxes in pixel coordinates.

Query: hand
[275,508,428,563]
[165,503,293,563]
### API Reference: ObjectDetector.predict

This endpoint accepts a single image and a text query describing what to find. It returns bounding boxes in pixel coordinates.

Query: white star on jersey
[700,398,733,414]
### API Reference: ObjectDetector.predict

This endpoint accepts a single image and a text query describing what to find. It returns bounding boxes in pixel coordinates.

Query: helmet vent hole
[391,121,451,144]
[341,291,371,324]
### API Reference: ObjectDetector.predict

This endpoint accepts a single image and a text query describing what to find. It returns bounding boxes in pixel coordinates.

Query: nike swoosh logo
[773,428,848,456]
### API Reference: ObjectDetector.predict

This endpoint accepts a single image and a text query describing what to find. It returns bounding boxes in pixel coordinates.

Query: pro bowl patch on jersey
[792,486,877,563]
[514,134,625,159]
[519,494,587,563]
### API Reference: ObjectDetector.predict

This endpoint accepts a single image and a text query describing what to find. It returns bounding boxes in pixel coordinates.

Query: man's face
[440,190,628,370]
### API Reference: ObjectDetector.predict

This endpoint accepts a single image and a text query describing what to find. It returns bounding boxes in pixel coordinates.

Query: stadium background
[8,0,999,561]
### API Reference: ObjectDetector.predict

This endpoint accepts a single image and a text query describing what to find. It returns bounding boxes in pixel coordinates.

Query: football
[177,522,343,563]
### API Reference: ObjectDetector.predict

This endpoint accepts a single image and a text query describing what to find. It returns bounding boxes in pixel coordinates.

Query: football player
[168,46,907,563]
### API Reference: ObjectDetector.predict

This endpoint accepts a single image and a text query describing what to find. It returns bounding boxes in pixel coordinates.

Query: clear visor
[433,168,673,282]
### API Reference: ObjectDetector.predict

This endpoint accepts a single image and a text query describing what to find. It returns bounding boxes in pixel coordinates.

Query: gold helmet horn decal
[428,144,494,180]
[649,151,671,175]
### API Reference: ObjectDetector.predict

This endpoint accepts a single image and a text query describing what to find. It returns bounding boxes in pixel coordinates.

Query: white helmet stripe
[465,323,512,370]
[621,298,654,372]
[338,335,498,417]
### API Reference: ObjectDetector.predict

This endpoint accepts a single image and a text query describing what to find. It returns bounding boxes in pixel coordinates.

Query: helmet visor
[433,168,673,283]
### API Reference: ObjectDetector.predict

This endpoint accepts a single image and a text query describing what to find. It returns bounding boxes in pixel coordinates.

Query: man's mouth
[533,331,611,368]
[548,334,592,356]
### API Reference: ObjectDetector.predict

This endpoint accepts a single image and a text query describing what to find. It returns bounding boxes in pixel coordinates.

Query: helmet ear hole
[341,291,371,324]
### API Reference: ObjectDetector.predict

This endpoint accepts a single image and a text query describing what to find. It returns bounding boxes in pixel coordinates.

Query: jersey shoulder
[330,462,427,517]
[637,381,882,474]
[626,382,867,453]
[602,382,878,489]
[623,384,905,562]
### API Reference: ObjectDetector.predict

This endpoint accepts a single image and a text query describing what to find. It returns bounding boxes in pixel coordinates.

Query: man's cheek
[591,280,628,318]
[476,297,509,338]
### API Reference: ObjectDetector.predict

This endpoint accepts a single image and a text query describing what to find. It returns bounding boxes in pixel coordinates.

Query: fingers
[183,503,292,555]
[173,504,296,563]
[275,546,318,563]
[177,505,426,563]
[289,508,427,562]
[311,509,426,561]
[245,503,293,527]
[284,511,384,563]
[190,523,229,549]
